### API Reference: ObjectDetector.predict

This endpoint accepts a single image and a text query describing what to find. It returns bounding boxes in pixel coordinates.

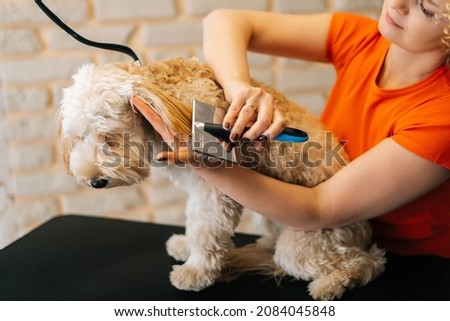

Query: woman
[132,0,450,257]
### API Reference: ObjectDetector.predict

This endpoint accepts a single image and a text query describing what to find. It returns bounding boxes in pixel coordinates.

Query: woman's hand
[223,81,287,144]
[130,96,190,165]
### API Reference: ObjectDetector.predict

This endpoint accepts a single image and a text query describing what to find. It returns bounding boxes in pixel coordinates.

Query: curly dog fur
[58,57,386,300]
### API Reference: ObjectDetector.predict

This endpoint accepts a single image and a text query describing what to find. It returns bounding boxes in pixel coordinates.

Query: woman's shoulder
[330,12,380,44]
[331,12,377,25]
[327,13,384,67]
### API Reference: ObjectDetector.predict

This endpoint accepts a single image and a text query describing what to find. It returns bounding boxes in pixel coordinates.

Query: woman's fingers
[156,150,190,165]
[223,88,286,143]
[261,108,288,140]
[223,85,276,142]
[222,97,247,131]
[240,94,274,141]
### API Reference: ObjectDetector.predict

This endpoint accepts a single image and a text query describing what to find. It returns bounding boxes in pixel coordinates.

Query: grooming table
[0,215,449,300]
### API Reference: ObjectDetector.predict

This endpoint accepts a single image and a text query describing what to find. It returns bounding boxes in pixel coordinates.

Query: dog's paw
[166,234,190,262]
[307,271,350,301]
[170,264,218,292]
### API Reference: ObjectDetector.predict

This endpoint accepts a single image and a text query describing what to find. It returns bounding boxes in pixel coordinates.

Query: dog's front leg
[168,185,242,292]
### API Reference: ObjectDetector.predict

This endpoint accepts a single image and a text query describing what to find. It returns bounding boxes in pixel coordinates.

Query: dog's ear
[133,83,192,136]
[60,138,74,173]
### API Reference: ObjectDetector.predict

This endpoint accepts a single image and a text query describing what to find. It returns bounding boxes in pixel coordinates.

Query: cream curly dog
[58,57,386,300]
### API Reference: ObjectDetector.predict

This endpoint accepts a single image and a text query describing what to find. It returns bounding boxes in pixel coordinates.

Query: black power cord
[35,0,141,65]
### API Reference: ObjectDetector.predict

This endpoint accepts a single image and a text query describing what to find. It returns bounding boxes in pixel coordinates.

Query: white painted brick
[248,52,272,68]
[48,25,135,51]
[0,204,16,249]
[0,87,49,112]
[0,29,43,55]
[12,170,79,197]
[98,52,142,65]
[44,0,89,23]
[277,57,311,67]
[153,202,186,227]
[13,199,59,227]
[275,65,336,92]
[93,0,176,21]
[0,160,9,186]
[0,0,47,24]
[147,50,194,62]
[0,185,8,212]
[287,92,326,116]
[0,116,10,182]
[113,203,153,222]
[333,0,383,11]
[274,0,326,13]
[193,48,205,61]
[61,186,145,215]
[147,182,187,207]
[251,69,273,87]
[184,0,268,16]
[0,0,88,24]
[9,143,54,170]
[0,109,17,249]
[143,21,202,46]
[5,113,56,142]
[2,56,92,84]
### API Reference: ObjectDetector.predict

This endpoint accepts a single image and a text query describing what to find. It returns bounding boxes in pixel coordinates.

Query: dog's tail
[220,243,285,282]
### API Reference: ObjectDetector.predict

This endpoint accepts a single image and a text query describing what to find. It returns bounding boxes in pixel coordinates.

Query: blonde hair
[442,1,450,66]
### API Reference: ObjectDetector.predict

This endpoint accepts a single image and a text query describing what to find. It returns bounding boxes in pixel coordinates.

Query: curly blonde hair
[443,3,450,41]
[442,2,450,65]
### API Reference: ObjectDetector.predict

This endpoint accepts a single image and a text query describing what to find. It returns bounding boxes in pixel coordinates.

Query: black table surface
[0,215,449,301]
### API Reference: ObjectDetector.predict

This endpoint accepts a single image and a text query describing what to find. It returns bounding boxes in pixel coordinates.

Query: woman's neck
[377,44,446,89]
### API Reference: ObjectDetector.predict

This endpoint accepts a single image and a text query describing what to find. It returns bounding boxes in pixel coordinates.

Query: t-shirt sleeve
[326,13,380,70]
[392,99,450,169]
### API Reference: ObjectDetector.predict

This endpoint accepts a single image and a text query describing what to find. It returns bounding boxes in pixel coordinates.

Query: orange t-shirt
[321,13,450,257]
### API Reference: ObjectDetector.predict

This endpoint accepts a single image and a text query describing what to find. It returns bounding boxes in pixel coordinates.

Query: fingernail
[223,123,231,130]
[257,135,268,142]
[241,138,251,144]
[232,133,240,141]
[157,156,168,162]
[226,143,236,152]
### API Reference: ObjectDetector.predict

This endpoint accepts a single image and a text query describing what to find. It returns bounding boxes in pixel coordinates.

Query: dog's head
[58,63,151,189]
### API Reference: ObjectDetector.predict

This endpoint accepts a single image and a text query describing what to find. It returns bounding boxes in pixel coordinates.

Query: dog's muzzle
[90,178,108,189]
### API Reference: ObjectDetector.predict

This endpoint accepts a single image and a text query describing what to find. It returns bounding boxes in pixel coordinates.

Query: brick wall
[0,0,383,248]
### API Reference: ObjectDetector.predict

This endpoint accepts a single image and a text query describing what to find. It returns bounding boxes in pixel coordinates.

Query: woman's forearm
[193,163,324,230]
[202,10,253,99]
[194,140,450,232]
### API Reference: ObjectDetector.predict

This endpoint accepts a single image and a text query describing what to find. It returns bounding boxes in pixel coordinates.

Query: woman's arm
[203,9,332,84]
[131,97,449,230]
[194,139,450,230]
[202,10,333,142]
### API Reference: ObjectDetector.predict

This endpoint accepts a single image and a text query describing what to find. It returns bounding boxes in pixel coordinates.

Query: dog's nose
[90,178,108,188]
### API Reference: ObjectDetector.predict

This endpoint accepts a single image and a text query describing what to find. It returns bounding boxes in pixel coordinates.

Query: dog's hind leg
[169,185,243,291]
[307,244,386,300]
[272,222,387,300]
